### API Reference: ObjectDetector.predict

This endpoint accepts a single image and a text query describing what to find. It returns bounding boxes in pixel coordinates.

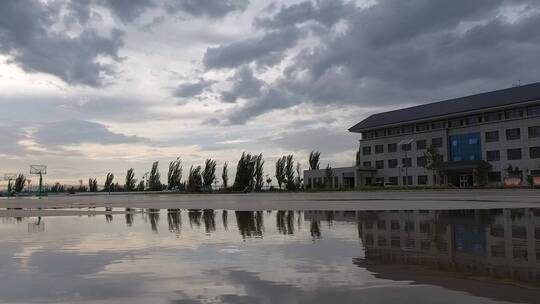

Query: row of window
[485,126,540,142]
[362,105,540,140]
[362,138,442,155]
[362,157,427,169]
[367,175,429,186]
[362,126,540,157]
[486,147,540,161]
[364,235,447,251]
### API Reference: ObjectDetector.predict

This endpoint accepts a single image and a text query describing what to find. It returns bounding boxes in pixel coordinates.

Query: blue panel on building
[454,224,486,257]
[449,133,482,161]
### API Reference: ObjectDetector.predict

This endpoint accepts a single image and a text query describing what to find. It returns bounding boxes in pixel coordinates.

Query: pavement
[1,189,539,212]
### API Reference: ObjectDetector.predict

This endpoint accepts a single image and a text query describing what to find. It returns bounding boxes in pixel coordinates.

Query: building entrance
[459,174,472,188]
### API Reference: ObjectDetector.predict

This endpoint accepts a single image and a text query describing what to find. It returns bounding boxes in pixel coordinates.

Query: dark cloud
[221,66,265,103]
[173,79,215,98]
[270,127,356,156]
[203,26,302,69]
[254,0,354,29]
[166,0,250,18]
[0,123,27,156]
[0,0,124,87]
[99,0,156,23]
[221,0,540,124]
[33,120,146,147]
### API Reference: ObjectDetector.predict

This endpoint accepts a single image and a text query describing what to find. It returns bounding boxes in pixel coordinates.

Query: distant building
[348,82,540,187]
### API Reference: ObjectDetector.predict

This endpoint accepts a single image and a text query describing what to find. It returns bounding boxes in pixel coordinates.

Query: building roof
[349,82,540,132]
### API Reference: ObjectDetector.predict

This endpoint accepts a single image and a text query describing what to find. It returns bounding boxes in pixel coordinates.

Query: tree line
[35,151,325,194]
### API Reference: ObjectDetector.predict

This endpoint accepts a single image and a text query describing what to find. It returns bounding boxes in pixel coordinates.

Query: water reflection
[235,211,263,238]
[0,208,539,303]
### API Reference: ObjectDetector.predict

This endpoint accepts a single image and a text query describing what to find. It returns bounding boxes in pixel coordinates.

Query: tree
[125,168,137,191]
[202,159,217,191]
[14,174,26,193]
[104,173,114,192]
[88,178,98,192]
[275,156,286,190]
[295,162,303,190]
[167,158,183,190]
[285,155,296,191]
[266,175,272,189]
[309,151,321,170]
[254,154,264,191]
[233,152,256,191]
[148,161,162,191]
[325,164,334,188]
[187,165,203,192]
[423,145,443,185]
[136,180,145,191]
[222,162,229,189]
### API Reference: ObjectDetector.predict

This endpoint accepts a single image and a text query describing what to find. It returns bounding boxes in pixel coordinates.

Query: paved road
[1,189,539,211]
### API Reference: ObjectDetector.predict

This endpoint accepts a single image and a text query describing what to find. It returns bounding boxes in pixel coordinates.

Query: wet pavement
[1,206,539,303]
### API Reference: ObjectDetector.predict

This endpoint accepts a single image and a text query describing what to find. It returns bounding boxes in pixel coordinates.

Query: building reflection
[353,208,540,286]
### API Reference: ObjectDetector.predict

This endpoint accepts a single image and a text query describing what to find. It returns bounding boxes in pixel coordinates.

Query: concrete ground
[1,189,539,212]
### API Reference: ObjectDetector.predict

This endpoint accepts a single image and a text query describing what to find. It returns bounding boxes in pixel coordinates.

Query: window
[417,156,427,167]
[375,160,384,169]
[420,222,430,233]
[363,131,374,140]
[362,146,371,155]
[416,123,429,132]
[418,175,428,185]
[405,221,414,232]
[363,161,372,167]
[466,115,482,125]
[505,109,523,119]
[375,129,386,137]
[416,139,426,150]
[512,225,527,239]
[375,145,384,154]
[530,147,540,159]
[527,105,540,116]
[391,237,401,248]
[377,237,387,247]
[449,133,481,161]
[528,126,540,138]
[486,150,500,161]
[488,172,501,182]
[506,128,521,140]
[490,224,504,237]
[449,118,463,128]
[491,244,505,258]
[375,177,384,184]
[485,131,499,142]
[388,127,400,136]
[401,143,411,151]
[507,148,522,160]
[402,125,414,134]
[390,220,400,230]
[377,220,386,230]
[513,247,528,261]
[388,159,398,168]
[388,176,398,185]
[402,158,412,167]
[484,112,502,122]
[432,137,443,148]
[431,120,446,129]
[402,176,413,185]
[388,143,397,153]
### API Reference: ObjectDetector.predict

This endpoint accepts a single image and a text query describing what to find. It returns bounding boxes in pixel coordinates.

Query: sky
[1,0,540,186]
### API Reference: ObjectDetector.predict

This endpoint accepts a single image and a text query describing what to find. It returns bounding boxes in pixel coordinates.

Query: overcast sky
[1,0,540,185]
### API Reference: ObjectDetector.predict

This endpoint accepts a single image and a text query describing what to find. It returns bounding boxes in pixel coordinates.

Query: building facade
[349,82,540,187]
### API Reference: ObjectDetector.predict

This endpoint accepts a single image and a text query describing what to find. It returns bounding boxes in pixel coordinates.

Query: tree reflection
[105,214,113,223]
[235,211,264,238]
[188,210,202,228]
[310,221,321,239]
[276,211,294,235]
[148,209,160,233]
[203,209,216,233]
[222,210,228,231]
[125,208,134,227]
[167,209,182,235]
